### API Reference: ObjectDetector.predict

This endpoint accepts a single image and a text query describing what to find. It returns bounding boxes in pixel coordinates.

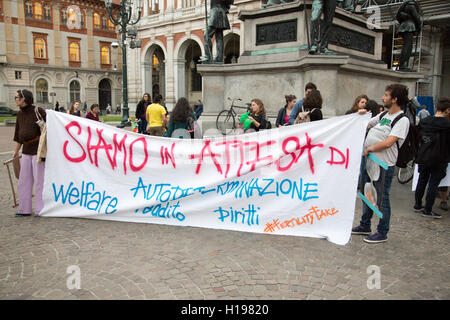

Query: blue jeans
[138,118,148,134]
[360,160,395,237]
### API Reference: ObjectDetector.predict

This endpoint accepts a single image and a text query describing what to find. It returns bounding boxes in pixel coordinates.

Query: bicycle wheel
[397,160,415,184]
[216,110,235,135]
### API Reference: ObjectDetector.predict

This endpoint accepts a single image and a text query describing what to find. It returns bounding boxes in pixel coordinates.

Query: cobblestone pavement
[0,126,449,300]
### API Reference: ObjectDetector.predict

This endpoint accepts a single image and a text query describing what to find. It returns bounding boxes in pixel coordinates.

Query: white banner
[41,111,370,245]
[412,163,450,191]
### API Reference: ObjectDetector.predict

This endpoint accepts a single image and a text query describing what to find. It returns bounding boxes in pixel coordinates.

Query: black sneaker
[351,225,371,235]
[15,213,31,217]
[421,210,442,219]
[363,232,388,244]
[413,204,423,212]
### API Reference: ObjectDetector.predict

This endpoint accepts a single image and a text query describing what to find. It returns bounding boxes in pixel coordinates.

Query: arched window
[70,80,81,103]
[69,42,80,61]
[36,78,48,103]
[94,13,101,29]
[33,2,42,20]
[44,5,51,22]
[34,38,46,58]
[101,46,110,65]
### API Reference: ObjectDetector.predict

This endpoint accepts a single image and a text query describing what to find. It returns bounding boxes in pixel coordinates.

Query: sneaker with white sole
[421,210,442,219]
[351,225,371,235]
[363,232,388,244]
[438,202,448,211]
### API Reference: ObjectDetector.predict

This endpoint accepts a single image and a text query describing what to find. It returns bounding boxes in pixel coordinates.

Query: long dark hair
[141,93,151,103]
[17,89,34,106]
[172,97,192,123]
[303,90,322,109]
[351,94,369,113]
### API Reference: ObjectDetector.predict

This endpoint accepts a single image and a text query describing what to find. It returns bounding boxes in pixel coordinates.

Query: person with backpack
[287,82,317,125]
[414,98,450,218]
[352,84,411,244]
[165,97,197,138]
[294,89,323,124]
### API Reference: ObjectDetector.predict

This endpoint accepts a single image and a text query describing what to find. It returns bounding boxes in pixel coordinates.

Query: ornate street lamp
[104,0,142,128]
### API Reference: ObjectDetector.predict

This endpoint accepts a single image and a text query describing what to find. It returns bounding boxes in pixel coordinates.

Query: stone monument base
[197,54,423,118]
[197,1,423,119]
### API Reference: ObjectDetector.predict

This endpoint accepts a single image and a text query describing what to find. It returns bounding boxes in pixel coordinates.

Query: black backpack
[379,111,419,168]
[415,128,442,167]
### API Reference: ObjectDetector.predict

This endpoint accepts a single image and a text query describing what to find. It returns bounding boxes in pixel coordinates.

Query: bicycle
[397,159,415,184]
[216,97,251,135]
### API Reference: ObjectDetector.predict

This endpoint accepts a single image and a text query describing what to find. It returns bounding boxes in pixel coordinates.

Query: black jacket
[135,100,148,119]
[276,106,287,127]
[416,116,450,166]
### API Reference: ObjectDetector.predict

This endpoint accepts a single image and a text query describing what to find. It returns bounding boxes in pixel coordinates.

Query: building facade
[127,0,247,111]
[0,0,123,112]
[129,0,449,114]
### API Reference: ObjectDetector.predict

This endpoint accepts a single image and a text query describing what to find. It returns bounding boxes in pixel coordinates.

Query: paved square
[0,126,449,300]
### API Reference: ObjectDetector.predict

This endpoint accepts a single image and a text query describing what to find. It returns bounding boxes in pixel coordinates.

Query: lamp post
[104,0,142,128]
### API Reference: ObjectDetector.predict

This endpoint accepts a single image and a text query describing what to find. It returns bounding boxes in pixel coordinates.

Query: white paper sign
[412,163,450,191]
[40,111,370,245]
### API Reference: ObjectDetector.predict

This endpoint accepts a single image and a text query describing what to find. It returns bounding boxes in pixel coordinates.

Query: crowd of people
[54,100,118,117]
[10,83,450,245]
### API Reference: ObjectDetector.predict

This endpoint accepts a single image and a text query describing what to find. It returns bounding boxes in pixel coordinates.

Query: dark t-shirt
[249,113,267,132]
[304,107,323,121]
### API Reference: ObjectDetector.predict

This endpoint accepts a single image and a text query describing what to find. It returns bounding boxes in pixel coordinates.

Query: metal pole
[119,4,130,128]
[391,23,395,70]
[304,0,310,49]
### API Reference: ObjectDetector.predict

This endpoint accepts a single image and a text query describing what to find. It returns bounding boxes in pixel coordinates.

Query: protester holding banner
[352,84,410,243]
[146,94,167,136]
[165,97,197,138]
[345,94,369,115]
[414,97,450,218]
[12,89,46,216]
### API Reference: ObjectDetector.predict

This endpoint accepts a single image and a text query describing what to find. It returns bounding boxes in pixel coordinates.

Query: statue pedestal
[197,1,424,118]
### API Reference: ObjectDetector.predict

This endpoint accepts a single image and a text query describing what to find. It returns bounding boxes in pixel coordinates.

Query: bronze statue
[201,0,234,64]
[309,0,338,55]
[337,0,356,12]
[395,0,422,71]
[263,0,294,8]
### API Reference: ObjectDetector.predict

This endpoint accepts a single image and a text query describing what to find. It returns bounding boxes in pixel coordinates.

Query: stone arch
[31,73,54,107]
[223,32,240,64]
[141,42,166,101]
[174,36,204,102]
